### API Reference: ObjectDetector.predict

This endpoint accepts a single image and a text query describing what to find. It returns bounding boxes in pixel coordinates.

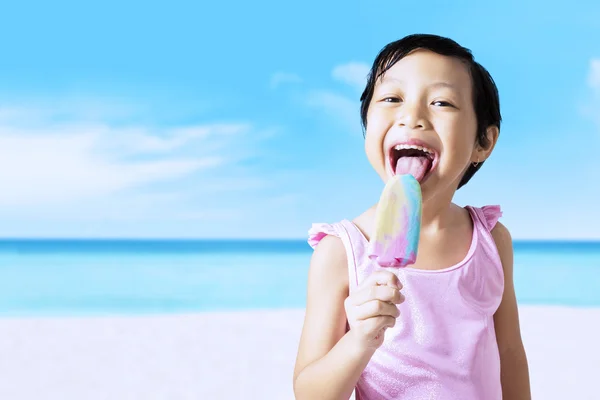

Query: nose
[396,102,428,130]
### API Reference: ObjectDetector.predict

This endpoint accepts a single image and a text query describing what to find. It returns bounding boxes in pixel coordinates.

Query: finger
[354,300,401,321]
[351,284,403,306]
[365,315,397,334]
[362,269,402,290]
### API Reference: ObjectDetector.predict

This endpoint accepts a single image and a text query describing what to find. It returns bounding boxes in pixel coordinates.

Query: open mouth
[388,142,438,183]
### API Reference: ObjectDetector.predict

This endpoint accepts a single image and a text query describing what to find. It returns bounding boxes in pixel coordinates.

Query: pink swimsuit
[308,205,504,400]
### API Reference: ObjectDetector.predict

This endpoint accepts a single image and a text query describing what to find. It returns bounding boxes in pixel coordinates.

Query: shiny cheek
[436,116,476,172]
[364,125,385,175]
[365,106,389,160]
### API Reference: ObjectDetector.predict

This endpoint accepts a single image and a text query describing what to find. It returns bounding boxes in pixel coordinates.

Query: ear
[471,125,499,164]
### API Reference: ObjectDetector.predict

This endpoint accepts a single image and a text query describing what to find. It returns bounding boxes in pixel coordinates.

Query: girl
[293,34,531,399]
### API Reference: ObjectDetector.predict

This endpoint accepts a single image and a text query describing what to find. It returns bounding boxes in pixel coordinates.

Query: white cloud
[306,90,360,131]
[332,62,370,92]
[305,62,371,132]
[0,124,232,207]
[0,97,141,126]
[270,72,302,89]
[582,58,600,130]
[94,123,249,156]
[0,102,255,210]
[0,94,296,238]
[588,58,600,90]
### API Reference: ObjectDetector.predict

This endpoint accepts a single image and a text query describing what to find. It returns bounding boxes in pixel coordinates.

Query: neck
[420,186,457,232]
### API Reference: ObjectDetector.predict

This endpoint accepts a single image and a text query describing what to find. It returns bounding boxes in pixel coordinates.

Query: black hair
[359,34,501,189]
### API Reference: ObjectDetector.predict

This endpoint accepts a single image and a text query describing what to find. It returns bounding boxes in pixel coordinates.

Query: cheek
[364,110,387,164]
[364,129,382,165]
[440,119,477,159]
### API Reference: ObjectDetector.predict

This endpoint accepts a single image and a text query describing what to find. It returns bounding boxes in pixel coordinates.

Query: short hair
[359,34,502,188]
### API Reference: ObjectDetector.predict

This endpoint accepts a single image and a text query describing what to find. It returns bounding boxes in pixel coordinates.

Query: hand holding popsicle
[345,174,421,348]
[367,174,423,268]
[344,270,405,350]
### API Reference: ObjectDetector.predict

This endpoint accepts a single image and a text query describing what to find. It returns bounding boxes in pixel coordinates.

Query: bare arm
[293,235,402,400]
[492,222,532,400]
[293,235,372,400]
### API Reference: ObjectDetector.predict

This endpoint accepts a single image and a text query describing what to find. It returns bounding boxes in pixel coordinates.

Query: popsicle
[367,174,422,267]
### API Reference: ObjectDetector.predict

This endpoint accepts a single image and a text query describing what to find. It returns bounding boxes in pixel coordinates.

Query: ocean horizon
[1,239,599,317]
[1,238,599,252]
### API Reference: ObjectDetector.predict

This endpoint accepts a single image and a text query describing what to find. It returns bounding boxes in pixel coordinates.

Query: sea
[0,239,599,317]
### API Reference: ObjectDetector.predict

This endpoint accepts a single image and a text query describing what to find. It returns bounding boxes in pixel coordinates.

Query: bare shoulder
[490,221,514,273]
[294,208,374,380]
[308,205,374,289]
[491,220,512,245]
[293,232,350,380]
[306,203,375,293]
[309,234,348,283]
[489,221,529,372]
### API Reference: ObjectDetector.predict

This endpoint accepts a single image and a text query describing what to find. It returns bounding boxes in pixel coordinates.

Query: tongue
[395,156,432,182]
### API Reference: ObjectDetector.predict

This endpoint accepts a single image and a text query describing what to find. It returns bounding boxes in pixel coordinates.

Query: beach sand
[0,306,597,399]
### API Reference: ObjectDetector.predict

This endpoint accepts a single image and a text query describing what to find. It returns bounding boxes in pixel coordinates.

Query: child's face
[365,49,482,199]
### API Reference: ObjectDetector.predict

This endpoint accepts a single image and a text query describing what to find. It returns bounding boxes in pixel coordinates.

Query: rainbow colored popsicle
[367,174,422,267]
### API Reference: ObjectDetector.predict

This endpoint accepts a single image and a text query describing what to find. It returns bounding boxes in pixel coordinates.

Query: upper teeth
[394,144,434,155]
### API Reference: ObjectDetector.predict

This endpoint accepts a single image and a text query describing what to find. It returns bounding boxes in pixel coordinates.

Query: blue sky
[0,1,599,239]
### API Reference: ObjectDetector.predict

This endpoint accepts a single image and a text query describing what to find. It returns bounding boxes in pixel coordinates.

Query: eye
[431,100,454,107]
[381,97,402,103]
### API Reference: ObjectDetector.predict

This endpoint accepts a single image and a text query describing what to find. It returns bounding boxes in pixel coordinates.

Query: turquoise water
[0,240,599,316]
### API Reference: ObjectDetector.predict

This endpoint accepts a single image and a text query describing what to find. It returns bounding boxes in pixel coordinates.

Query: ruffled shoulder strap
[307,221,361,288]
[307,222,341,249]
[480,205,502,231]
[466,205,502,232]
[466,205,503,233]
[465,206,505,294]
